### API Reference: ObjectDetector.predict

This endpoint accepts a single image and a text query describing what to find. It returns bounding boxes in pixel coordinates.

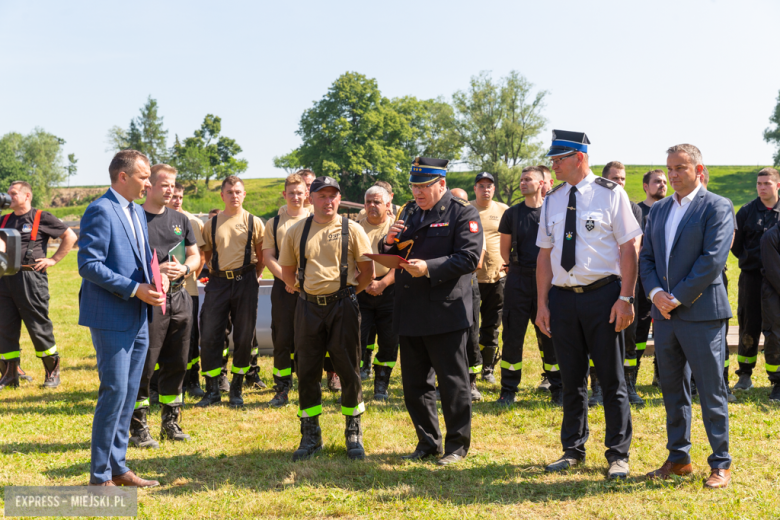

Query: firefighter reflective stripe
[290,353,295,359]
[273,367,292,377]
[202,367,221,377]
[134,398,150,409]
[624,358,637,367]
[544,363,560,372]
[231,365,250,375]
[154,363,160,371]
[187,356,200,370]
[298,404,323,418]
[738,355,758,364]
[251,347,259,356]
[589,358,595,367]
[0,351,21,361]
[373,359,397,368]
[342,402,366,416]
[36,345,57,358]
[636,341,647,351]
[325,352,330,358]
[222,348,228,357]
[159,394,183,405]
[767,363,780,373]
[468,364,483,374]
[501,360,522,371]
[367,343,376,351]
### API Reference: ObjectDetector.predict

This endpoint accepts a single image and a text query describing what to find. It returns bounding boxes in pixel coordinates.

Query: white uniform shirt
[536,171,642,287]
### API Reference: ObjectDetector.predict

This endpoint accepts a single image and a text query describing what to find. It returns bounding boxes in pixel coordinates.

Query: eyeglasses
[408,178,440,191]
[550,153,578,165]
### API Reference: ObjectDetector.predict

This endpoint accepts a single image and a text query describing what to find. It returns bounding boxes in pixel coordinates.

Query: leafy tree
[765,89,780,166]
[107,96,169,163]
[272,149,304,174]
[391,96,462,163]
[66,153,78,187]
[0,128,67,204]
[452,71,548,205]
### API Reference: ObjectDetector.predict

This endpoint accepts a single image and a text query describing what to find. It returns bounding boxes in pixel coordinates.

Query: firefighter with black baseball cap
[0,180,77,390]
[279,176,374,461]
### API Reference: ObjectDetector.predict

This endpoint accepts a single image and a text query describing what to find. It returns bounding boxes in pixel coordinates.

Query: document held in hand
[151,249,166,315]
[365,253,411,270]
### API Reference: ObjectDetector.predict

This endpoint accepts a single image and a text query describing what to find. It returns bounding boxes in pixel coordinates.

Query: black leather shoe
[401,450,440,461]
[436,453,464,466]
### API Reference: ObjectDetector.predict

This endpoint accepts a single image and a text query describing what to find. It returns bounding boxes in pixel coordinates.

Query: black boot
[373,366,391,401]
[245,359,267,389]
[185,368,205,398]
[218,372,230,394]
[129,408,159,449]
[625,366,645,406]
[17,365,33,382]
[0,358,21,390]
[160,404,191,441]
[481,346,497,384]
[588,376,603,407]
[195,376,222,407]
[470,373,482,401]
[292,416,323,461]
[42,355,61,389]
[229,374,244,407]
[360,350,373,381]
[269,381,290,407]
[345,415,365,460]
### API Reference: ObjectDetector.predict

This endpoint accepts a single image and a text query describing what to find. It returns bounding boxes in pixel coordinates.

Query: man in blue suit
[79,150,167,487]
[640,144,734,489]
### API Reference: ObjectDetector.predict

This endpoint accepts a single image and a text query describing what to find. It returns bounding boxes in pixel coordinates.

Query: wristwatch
[619,295,634,304]
[184,265,191,277]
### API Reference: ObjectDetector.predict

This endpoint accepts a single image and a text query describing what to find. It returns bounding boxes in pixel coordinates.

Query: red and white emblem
[469,221,479,233]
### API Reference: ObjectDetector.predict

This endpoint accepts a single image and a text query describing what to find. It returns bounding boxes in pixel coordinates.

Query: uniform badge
[431,223,449,228]
[173,225,182,235]
[586,219,595,231]
[469,221,479,233]
[22,224,33,233]
[565,232,573,240]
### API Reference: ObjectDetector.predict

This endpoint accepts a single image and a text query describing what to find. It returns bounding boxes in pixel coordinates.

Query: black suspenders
[272,215,281,261]
[210,211,255,275]
[297,215,349,295]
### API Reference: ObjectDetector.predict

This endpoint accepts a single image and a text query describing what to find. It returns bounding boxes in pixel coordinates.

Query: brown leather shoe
[646,460,694,479]
[704,468,731,489]
[88,480,116,486]
[112,470,160,487]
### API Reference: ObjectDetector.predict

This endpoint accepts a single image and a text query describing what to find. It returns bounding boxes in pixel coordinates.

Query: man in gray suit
[640,144,734,489]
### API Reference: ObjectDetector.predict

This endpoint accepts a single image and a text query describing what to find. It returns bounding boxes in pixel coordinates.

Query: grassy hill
[40,165,773,220]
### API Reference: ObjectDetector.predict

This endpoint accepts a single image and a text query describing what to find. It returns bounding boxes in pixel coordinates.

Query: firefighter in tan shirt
[358,185,397,401]
[279,176,374,462]
[196,176,264,409]
[470,172,508,384]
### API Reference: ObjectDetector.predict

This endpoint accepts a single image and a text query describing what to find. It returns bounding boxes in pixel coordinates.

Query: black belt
[21,266,35,272]
[299,286,355,306]
[169,282,185,293]
[555,274,619,294]
[214,264,256,280]
[509,265,536,276]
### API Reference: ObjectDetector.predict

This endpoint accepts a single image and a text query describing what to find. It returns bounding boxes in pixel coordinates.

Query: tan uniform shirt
[358,216,395,278]
[471,200,508,283]
[278,216,373,296]
[182,210,206,296]
[278,203,313,216]
[262,208,310,256]
[202,209,264,271]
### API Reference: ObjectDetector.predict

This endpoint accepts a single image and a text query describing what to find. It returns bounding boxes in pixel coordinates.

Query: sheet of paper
[151,249,166,315]
[365,253,411,270]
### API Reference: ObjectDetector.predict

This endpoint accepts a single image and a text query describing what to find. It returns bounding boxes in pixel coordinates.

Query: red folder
[151,249,166,315]
[365,253,410,269]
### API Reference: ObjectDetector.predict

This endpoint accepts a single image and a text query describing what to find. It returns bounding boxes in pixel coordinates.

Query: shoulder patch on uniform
[452,196,469,206]
[594,177,617,190]
[547,182,565,196]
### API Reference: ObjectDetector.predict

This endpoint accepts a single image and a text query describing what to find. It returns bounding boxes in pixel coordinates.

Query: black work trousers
[760,279,780,383]
[199,273,259,377]
[400,328,471,457]
[467,274,483,372]
[358,282,398,370]
[0,270,58,359]
[136,288,192,408]
[501,269,561,394]
[549,280,632,463]
[634,277,652,358]
[295,290,363,417]
[271,278,298,388]
[478,277,505,353]
[737,270,763,376]
[187,294,200,373]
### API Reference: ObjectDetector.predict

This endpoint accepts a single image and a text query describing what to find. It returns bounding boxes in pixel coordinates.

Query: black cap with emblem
[474,172,495,184]
[309,176,341,193]
[546,130,591,157]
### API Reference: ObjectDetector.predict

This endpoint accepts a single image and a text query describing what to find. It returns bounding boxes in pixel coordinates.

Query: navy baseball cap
[409,157,449,184]
[546,130,591,157]
[474,172,495,184]
[309,176,341,193]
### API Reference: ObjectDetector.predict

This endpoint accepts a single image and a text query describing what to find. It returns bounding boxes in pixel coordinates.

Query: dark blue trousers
[654,318,731,469]
[89,321,149,484]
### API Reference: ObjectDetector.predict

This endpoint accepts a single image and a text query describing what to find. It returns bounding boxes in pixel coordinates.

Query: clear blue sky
[1,0,778,186]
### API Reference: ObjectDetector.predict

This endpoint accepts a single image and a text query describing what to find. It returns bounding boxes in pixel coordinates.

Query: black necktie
[561,186,577,272]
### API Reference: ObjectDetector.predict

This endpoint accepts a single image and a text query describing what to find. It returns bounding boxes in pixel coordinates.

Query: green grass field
[1,251,780,519]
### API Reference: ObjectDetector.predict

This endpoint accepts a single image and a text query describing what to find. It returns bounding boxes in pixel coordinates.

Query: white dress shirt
[648,183,702,303]
[110,187,145,297]
[537,171,643,287]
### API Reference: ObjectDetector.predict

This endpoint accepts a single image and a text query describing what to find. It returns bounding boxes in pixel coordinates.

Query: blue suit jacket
[639,187,734,322]
[78,189,154,331]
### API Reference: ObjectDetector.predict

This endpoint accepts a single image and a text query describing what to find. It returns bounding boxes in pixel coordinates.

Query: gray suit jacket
[639,187,734,322]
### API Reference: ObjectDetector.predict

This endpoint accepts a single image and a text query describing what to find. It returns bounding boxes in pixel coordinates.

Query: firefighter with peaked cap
[381,157,483,466]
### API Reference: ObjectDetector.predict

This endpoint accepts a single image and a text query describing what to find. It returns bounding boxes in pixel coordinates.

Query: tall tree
[106,96,169,163]
[452,71,548,205]
[0,128,67,204]
[66,153,78,187]
[391,96,462,165]
[765,89,780,166]
[272,149,304,174]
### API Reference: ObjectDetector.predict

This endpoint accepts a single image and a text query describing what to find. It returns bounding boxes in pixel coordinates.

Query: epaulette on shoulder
[594,177,618,190]
[452,196,469,206]
[547,182,565,196]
